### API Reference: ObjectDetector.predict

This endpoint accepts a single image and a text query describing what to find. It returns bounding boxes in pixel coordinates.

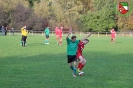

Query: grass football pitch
[0,35,133,88]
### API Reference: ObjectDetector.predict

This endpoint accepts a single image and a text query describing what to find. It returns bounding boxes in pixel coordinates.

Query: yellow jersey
[21,28,28,36]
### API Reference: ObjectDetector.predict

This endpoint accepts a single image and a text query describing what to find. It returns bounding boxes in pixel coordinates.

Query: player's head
[60,26,63,29]
[83,39,89,45]
[71,35,77,42]
[112,28,114,31]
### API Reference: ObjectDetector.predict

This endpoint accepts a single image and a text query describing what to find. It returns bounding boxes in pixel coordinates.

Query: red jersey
[110,29,116,38]
[59,29,63,37]
[55,28,60,35]
[76,41,84,57]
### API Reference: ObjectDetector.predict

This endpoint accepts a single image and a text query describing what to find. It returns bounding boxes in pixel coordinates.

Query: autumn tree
[80,0,116,32]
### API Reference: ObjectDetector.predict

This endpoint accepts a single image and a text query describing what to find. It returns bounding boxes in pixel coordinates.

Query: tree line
[0,0,133,32]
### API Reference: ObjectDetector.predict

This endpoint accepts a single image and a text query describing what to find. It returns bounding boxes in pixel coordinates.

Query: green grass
[0,35,133,88]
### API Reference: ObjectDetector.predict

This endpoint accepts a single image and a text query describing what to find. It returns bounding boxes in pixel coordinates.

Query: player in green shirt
[44,27,50,44]
[66,28,91,77]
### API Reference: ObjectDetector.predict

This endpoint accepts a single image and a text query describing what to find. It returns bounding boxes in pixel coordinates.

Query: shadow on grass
[0,51,133,88]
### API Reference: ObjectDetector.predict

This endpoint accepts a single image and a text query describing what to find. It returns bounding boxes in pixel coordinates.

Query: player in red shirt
[76,33,91,75]
[55,27,60,44]
[58,27,63,46]
[110,28,116,43]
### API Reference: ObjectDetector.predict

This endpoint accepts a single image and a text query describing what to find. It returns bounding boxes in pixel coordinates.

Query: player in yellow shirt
[21,26,28,47]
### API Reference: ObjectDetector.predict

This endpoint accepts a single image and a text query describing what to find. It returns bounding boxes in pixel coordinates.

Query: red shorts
[76,53,84,60]
[111,35,115,39]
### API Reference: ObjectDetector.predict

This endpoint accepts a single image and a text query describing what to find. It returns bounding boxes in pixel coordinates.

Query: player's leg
[68,55,74,70]
[78,56,86,76]
[72,61,77,77]
[56,35,59,44]
[22,36,25,46]
[23,36,26,46]
[25,36,27,45]
[69,63,72,69]
[111,38,113,43]
[59,36,62,46]
[44,35,48,44]
[77,56,84,72]
[68,55,77,77]
[68,59,75,77]
[113,38,115,43]
[72,55,77,77]
[57,35,60,45]
[47,35,49,44]
[20,36,22,45]
[79,59,86,71]
[56,35,57,44]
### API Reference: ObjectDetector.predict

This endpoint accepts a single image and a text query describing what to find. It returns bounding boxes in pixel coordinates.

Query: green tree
[80,0,116,32]
[25,0,41,8]
[51,0,83,29]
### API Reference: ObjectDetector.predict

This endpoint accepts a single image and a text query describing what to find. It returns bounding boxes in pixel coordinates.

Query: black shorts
[22,36,27,41]
[21,36,27,41]
[46,35,49,38]
[67,55,77,63]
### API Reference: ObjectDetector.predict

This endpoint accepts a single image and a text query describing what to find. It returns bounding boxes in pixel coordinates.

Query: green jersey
[44,28,50,35]
[66,38,80,55]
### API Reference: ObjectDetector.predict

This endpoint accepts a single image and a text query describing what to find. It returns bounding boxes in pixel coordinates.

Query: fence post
[130,32,132,37]
[122,32,124,37]
[98,32,99,37]
[52,31,53,36]
[42,32,43,36]
[32,30,33,36]
[80,32,81,36]
[9,30,10,36]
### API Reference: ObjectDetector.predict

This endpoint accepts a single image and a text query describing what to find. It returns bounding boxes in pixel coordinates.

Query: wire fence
[0,30,133,37]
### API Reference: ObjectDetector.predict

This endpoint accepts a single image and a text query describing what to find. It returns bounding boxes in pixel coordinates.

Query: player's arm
[66,28,72,39]
[21,27,24,30]
[26,30,28,34]
[81,32,91,41]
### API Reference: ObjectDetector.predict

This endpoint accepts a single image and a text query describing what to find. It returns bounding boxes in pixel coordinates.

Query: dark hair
[71,35,77,39]
[85,39,89,42]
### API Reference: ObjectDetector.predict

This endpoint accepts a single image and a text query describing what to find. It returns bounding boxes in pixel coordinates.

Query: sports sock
[24,41,26,46]
[78,62,82,69]
[73,67,77,74]
[80,64,84,70]
[22,41,24,46]
[45,40,47,43]
[25,41,27,45]
[59,40,62,44]
[70,66,74,71]
[20,41,22,44]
